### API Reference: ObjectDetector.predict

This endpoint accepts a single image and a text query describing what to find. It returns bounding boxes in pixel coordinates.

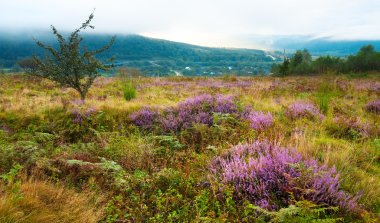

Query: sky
[1,0,380,48]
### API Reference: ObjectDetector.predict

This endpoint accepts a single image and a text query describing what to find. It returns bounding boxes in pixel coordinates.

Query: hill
[264,35,380,56]
[0,32,281,76]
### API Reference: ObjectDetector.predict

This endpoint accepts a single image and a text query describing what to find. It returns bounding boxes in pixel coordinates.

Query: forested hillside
[0,33,281,76]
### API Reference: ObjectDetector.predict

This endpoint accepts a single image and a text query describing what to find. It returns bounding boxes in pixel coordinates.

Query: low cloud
[1,0,379,47]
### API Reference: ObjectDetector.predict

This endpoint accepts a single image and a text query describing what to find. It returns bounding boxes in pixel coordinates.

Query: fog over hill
[252,35,380,56]
[1,31,380,76]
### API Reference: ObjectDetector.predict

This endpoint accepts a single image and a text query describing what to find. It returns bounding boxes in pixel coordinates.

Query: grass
[0,176,103,223]
[0,73,379,222]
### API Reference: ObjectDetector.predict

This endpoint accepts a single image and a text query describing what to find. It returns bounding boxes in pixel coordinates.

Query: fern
[271,200,342,223]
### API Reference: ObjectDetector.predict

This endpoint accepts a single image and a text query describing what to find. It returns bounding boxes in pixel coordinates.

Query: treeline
[271,45,380,76]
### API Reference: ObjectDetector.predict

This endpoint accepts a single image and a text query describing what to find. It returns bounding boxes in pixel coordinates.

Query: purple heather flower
[285,101,324,120]
[71,99,85,106]
[211,141,360,212]
[240,107,254,120]
[159,112,180,133]
[214,94,237,113]
[365,99,380,114]
[130,94,239,133]
[71,107,97,124]
[332,116,371,138]
[246,111,274,131]
[129,107,158,130]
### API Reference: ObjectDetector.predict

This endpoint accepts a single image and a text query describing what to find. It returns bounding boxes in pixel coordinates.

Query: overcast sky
[1,0,380,48]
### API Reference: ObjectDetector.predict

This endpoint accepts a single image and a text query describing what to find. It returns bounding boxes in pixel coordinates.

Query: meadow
[0,74,379,222]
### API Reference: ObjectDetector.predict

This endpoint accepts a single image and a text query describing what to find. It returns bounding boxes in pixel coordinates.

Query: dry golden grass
[0,179,104,223]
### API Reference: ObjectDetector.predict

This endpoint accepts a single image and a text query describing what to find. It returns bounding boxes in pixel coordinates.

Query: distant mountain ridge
[255,35,380,56]
[0,33,281,76]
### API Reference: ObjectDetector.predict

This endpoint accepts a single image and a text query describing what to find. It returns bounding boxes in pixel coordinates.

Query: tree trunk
[78,90,86,102]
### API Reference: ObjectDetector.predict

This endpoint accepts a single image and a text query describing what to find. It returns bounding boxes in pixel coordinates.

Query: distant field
[0,74,379,222]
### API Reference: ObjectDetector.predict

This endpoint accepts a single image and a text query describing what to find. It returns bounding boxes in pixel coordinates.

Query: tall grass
[123,81,136,101]
[315,81,337,115]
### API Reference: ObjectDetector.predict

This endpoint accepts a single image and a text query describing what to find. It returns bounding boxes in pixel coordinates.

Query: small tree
[31,13,115,101]
[279,58,290,76]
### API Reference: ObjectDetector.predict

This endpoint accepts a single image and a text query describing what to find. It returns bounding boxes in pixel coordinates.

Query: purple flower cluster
[246,111,274,131]
[129,107,159,130]
[355,81,380,92]
[141,79,255,89]
[285,101,324,120]
[71,107,97,124]
[130,94,238,133]
[269,79,288,91]
[365,99,380,114]
[332,116,371,138]
[211,141,360,212]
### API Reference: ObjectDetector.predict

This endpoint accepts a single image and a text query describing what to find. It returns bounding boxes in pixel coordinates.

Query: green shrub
[123,81,136,101]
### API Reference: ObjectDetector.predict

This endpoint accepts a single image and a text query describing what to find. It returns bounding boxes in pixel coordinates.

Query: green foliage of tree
[279,58,290,76]
[30,13,115,101]
[271,55,290,77]
[289,49,313,75]
[290,49,311,68]
[346,45,380,72]
[271,44,380,76]
[313,56,343,74]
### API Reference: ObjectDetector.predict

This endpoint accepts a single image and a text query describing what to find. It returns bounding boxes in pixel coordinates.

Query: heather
[211,141,360,212]
[365,99,380,114]
[245,110,274,131]
[131,94,277,134]
[327,117,373,140]
[131,94,239,133]
[0,74,379,222]
[285,101,325,120]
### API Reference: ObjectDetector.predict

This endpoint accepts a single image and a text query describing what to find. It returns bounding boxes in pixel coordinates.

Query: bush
[211,141,360,213]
